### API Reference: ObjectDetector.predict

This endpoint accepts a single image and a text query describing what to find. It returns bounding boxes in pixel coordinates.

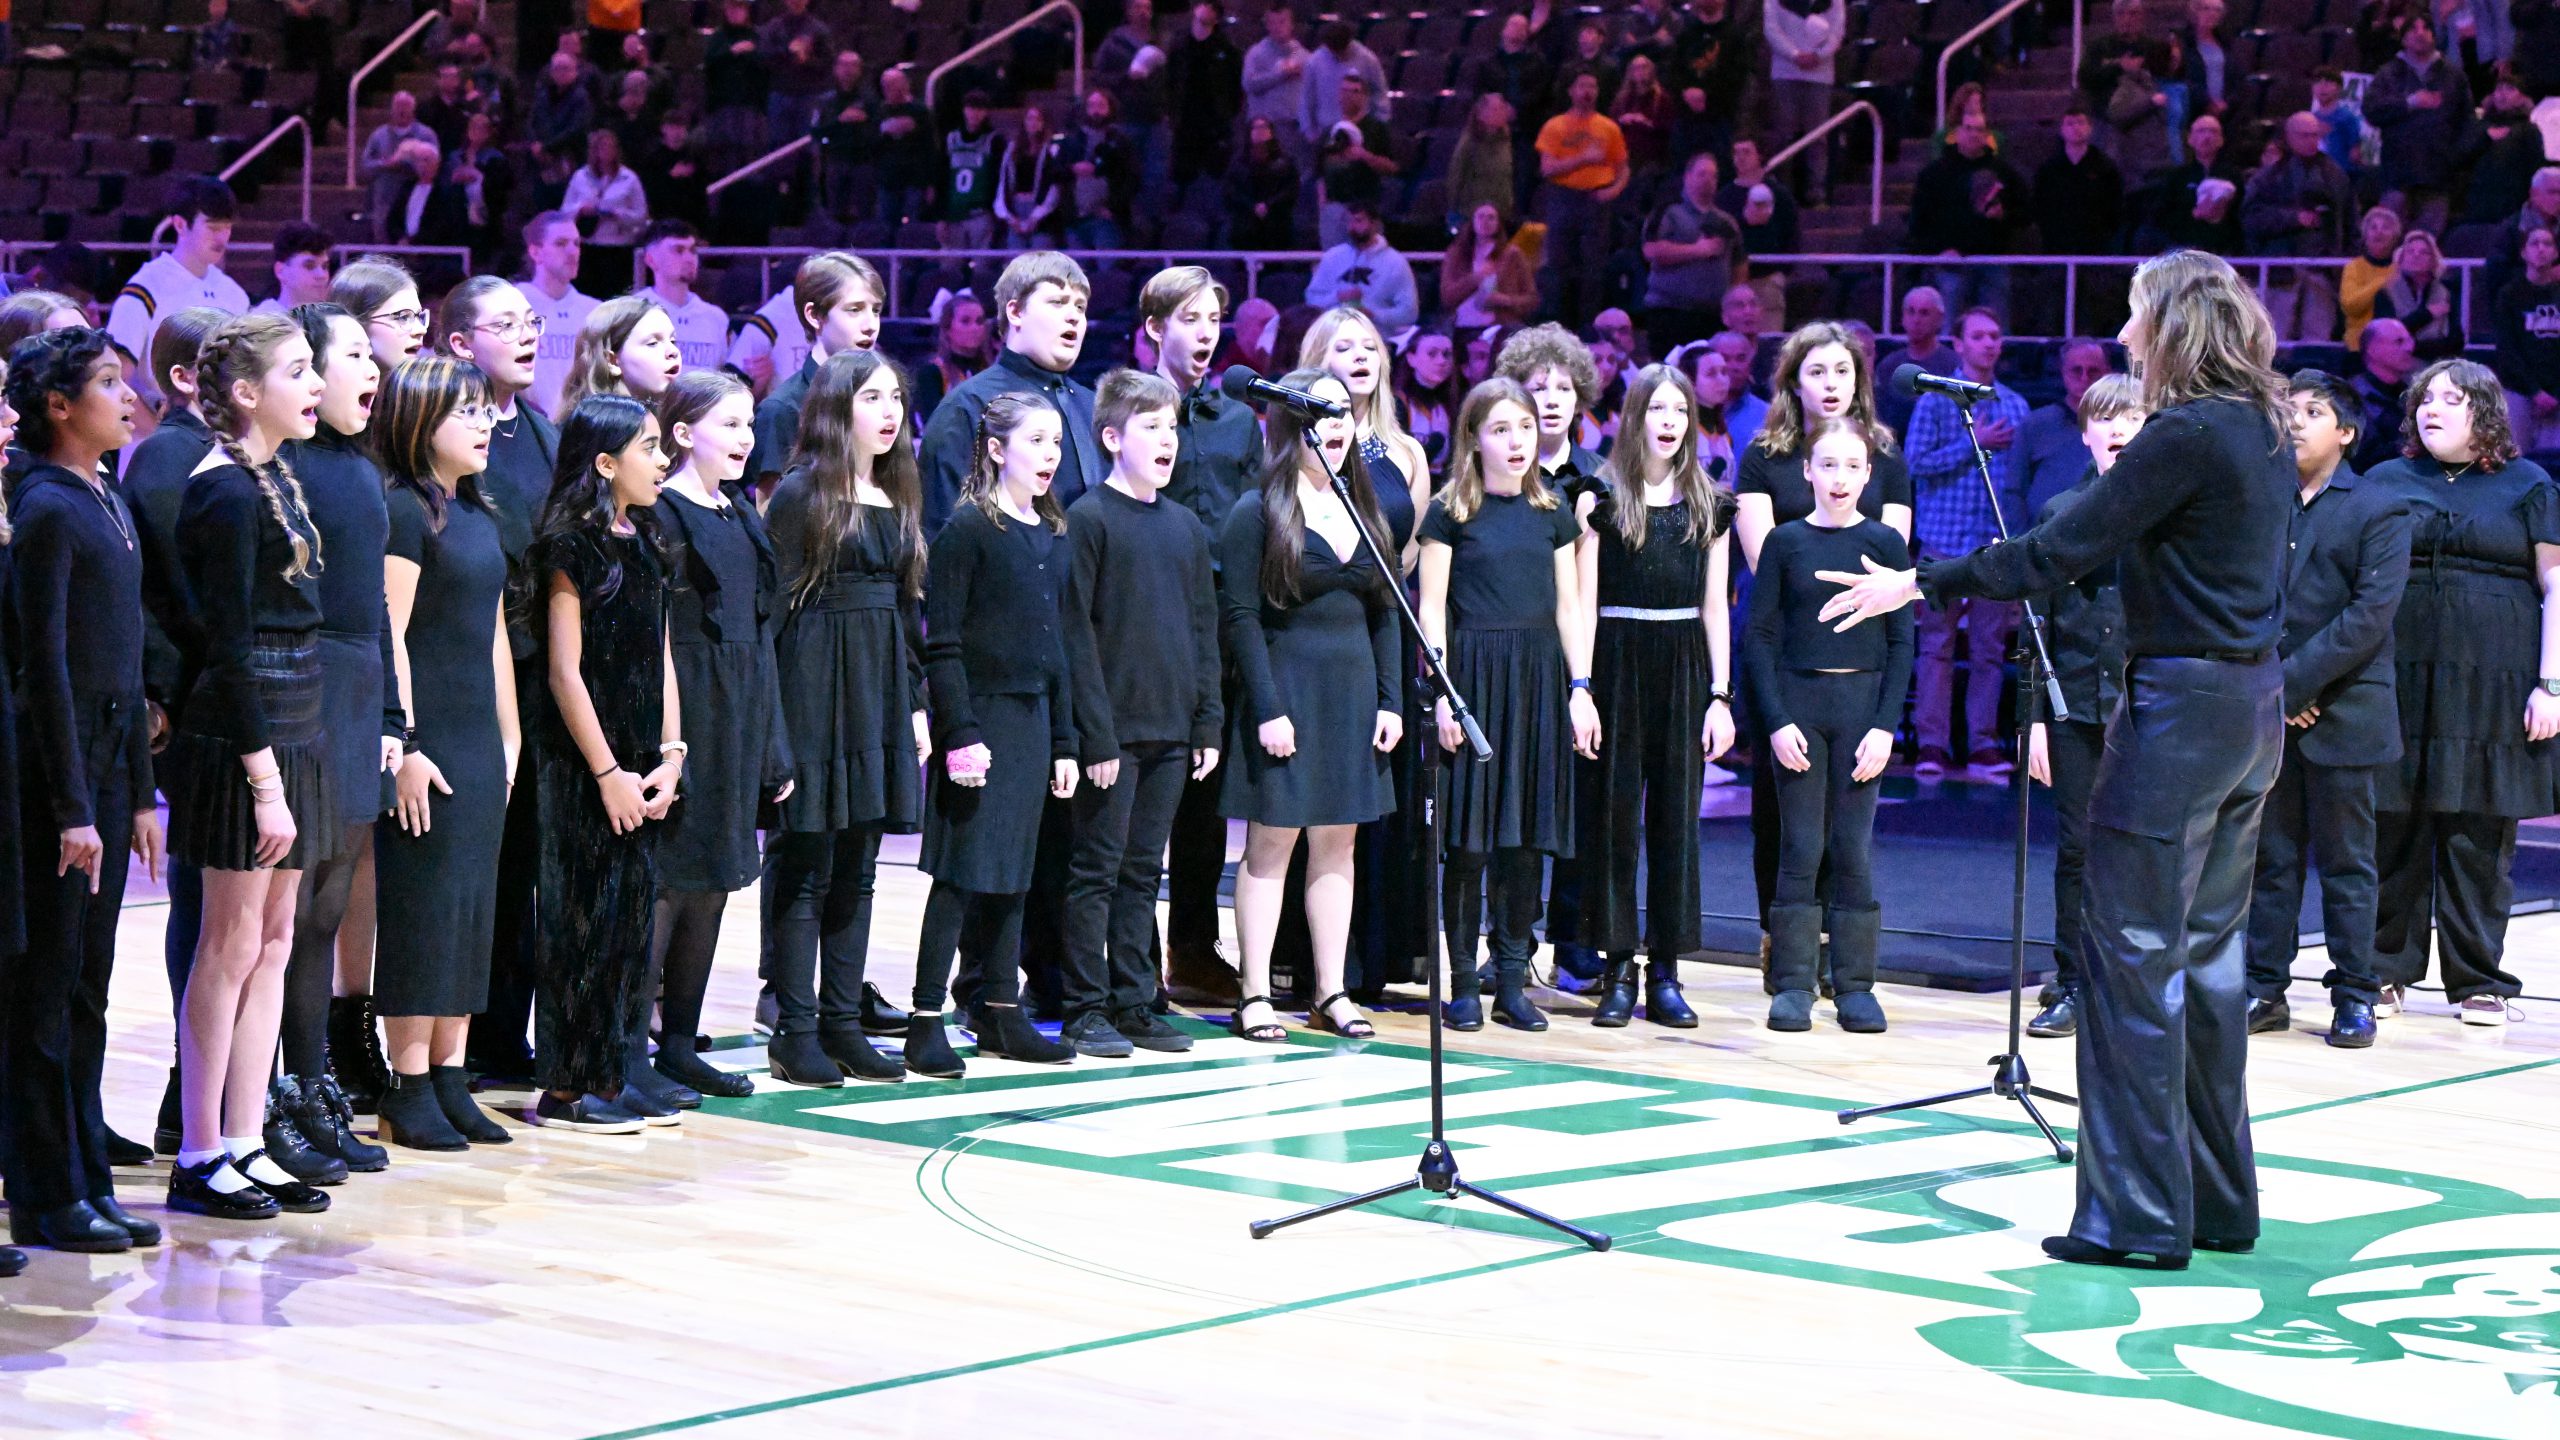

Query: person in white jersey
[726,283,811,397]
[106,177,250,365]
[520,209,599,421]
[249,223,335,316]
[635,219,732,372]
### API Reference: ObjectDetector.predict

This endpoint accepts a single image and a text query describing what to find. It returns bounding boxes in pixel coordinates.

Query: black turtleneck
[15,461,153,825]
[283,425,400,732]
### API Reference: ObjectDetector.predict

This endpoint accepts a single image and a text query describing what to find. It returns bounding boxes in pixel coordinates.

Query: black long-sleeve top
[766,469,927,698]
[283,426,400,736]
[657,484,794,789]
[1919,397,2293,660]
[1217,491,1402,726]
[1746,518,1913,734]
[480,400,560,660]
[2033,469,2127,725]
[119,409,213,715]
[921,503,1073,756]
[177,460,326,752]
[14,463,153,825]
[1166,382,1262,555]
[1064,485,1223,762]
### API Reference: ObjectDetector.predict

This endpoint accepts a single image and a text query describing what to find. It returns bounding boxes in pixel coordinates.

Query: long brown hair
[1440,376,1554,524]
[2126,249,2289,441]
[559,293,666,413]
[786,349,926,602]
[2402,357,2521,471]
[1256,367,1390,606]
[1604,364,1725,550]
[374,354,494,532]
[1756,320,1896,459]
[654,367,751,471]
[962,390,1068,534]
[197,312,323,580]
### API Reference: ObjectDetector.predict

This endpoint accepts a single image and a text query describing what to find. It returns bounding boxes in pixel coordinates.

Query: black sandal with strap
[1229,995,1288,1044]
[1306,991,1375,1039]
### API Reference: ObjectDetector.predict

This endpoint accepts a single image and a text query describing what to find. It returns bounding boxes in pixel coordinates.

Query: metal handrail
[707,136,814,198]
[926,0,1085,113]
[1936,0,2043,128]
[222,115,312,221]
[1763,101,1883,225]
[345,11,442,189]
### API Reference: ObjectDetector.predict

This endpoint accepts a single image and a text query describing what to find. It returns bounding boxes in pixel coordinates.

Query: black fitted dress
[766,486,924,835]
[285,426,397,829]
[1351,433,1427,981]
[531,527,668,1096]
[1218,491,1401,828]
[374,489,510,1017]
[655,487,790,892]
[1422,491,1582,855]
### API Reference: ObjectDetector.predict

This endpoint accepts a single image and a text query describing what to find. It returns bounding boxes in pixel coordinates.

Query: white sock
[178,1147,256,1192]
[224,1135,295,1188]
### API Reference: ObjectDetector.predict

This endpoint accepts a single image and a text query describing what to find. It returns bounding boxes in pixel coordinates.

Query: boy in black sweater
[1060,369,1223,1056]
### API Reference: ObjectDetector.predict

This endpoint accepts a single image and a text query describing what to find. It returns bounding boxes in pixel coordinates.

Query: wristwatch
[1710,685,1734,705]
[2540,678,2560,697]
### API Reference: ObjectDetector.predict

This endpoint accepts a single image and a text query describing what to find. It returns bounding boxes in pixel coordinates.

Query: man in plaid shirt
[1904,307,2033,776]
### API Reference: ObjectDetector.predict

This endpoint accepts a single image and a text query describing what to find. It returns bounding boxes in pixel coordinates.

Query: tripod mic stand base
[1836,1051,2077,1164]
[1249,1140,1614,1251]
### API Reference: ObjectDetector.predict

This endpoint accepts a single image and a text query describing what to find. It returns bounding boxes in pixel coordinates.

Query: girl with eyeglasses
[332,256,430,369]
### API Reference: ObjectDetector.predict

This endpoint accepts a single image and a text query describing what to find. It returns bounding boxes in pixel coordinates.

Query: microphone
[1891,363,1995,402]
[1221,364,1348,418]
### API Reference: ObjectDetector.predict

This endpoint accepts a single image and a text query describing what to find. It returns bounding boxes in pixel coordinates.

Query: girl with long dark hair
[1395,326,1462,475]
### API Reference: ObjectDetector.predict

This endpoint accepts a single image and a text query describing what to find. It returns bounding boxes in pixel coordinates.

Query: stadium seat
[132,71,187,107]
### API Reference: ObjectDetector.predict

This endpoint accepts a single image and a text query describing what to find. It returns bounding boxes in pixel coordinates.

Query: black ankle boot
[1644,957,1699,1028]
[1492,965,1548,1031]
[905,1011,964,1078]
[1591,956,1639,1028]
[653,1042,755,1098]
[87,1195,160,1246]
[154,1064,182,1155]
[289,1075,389,1172]
[262,1077,349,1184]
[820,1024,906,1083]
[328,996,387,1114]
[376,1071,468,1151]
[973,1003,1074,1064]
[431,1066,514,1144]
[9,1201,130,1253]
[767,1030,845,1087]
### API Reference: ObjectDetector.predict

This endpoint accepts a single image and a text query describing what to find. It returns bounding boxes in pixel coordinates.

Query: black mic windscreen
[1891,363,1925,399]
[1221,364,1262,404]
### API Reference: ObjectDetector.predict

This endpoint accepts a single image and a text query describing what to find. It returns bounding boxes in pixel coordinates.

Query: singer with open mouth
[1818,250,2295,1273]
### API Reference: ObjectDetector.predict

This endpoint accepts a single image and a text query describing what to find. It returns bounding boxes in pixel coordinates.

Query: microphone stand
[1249,428,1612,1252]
[1834,398,2076,1163]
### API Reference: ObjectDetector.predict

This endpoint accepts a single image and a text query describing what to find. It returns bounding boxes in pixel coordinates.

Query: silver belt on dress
[1597,605,1702,621]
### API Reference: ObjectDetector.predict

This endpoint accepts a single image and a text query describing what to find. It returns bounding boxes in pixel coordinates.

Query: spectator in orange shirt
[1534,69,1630,328]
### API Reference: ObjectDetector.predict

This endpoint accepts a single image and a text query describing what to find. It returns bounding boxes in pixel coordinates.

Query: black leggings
[914,881,1025,1013]
[648,888,730,1057]
[763,826,885,1034]
[1771,671,1884,911]
[282,825,367,1078]
[1444,847,1544,992]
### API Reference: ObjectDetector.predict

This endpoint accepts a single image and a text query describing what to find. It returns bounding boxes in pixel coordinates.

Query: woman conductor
[1821,250,2294,1271]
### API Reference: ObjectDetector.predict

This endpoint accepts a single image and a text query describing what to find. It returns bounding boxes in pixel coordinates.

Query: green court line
[2251,1053,2560,1123]
[574,1249,1587,1440]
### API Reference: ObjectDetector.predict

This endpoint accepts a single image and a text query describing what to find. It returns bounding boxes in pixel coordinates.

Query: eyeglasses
[471,315,546,343]
[371,306,430,331]
[451,403,500,426]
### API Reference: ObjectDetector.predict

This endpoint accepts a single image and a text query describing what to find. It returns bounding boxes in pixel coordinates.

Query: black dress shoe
[232,1150,330,1213]
[103,1129,155,1168]
[0,1246,22,1277]
[167,1158,281,1220]
[623,1060,703,1111]
[2194,1235,2256,1253]
[86,1195,161,1246]
[2026,992,2079,1038]
[2328,997,2377,1049]
[859,982,911,1036]
[2041,1234,2189,1270]
[9,1201,131,1253]
[653,1045,755,1098]
[1443,992,1485,1031]
[2246,997,2291,1035]
[1491,978,1549,1031]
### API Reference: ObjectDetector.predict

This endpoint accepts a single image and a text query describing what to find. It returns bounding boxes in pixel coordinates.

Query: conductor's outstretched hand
[1816,555,1922,631]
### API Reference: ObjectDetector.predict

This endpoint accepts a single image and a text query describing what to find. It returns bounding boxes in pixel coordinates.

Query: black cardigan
[921,503,1074,756]
[14,462,154,825]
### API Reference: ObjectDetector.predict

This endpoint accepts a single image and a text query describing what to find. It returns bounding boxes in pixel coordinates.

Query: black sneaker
[530,1092,645,1133]
[167,1157,282,1220]
[1063,1012,1135,1058]
[613,1084,683,1127]
[1114,1008,1194,1053]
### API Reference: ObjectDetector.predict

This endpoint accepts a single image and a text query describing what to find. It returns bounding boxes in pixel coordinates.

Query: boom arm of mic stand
[1299,431,1493,761]
[1959,401,2070,727]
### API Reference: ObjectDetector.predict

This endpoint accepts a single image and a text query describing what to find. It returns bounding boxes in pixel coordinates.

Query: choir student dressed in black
[1746,420,1914,1034]
[1422,377,1600,1035]
[762,351,931,1086]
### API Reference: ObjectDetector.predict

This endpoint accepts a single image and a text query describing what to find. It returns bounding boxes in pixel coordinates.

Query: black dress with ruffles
[654,486,792,891]
[765,480,924,835]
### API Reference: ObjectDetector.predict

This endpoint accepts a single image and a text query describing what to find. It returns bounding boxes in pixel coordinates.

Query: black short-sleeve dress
[766,477,924,835]
[655,487,790,892]
[1419,490,1584,855]
[2368,454,2560,817]
[1736,443,1915,532]
[374,488,510,1017]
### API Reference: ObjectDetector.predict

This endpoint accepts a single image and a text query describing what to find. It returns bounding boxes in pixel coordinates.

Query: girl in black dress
[529,396,685,1133]
[765,350,932,1083]
[642,371,799,1096]
[1748,419,1915,1033]
[1574,364,1735,1028]
[914,392,1080,1075]
[2367,359,2560,1025]
[0,363,26,1279]
[166,312,335,1219]
[1422,378,1599,1033]
[1219,370,1404,1042]
[373,355,518,1149]
[4,328,163,1253]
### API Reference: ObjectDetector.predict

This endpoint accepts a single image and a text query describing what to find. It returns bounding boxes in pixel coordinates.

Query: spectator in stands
[1298,20,1390,147]
[914,288,993,425]
[425,0,499,66]
[1611,55,1680,185]
[609,70,662,159]
[636,221,729,371]
[1706,326,1765,406]
[942,91,1008,249]
[1764,0,1846,206]
[1243,4,1312,166]
[521,212,599,420]
[2099,35,2174,180]
[873,67,944,229]
[1306,199,1418,332]
[2020,337,2116,513]
[2496,225,2560,449]
[1061,88,1137,249]
[1398,325,1462,470]
[2142,113,2243,253]
[2489,164,2560,299]
[2371,228,2467,357]
[1448,93,1518,229]
[2456,74,2548,227]
[1470,13,1555,216]
[2173,0,2230,118]
[1930,83,2002,159]
[1719,281,1766,352]
[1097,0,1172,197]
[2342,203,2407,347]
[364,92,442,236]
[812,49,877,224]
[0,292,84,357]
[2035,102,2126,256]
[1444,202,1539,329]
[107,178,247,367]
[635,108,706,229]
[1720,138,1798,250]
[1906,307,2031,775]
[281,0,337,136]
[703,0,766,166]
[2309,67,2364,177]
[917,251,1102,532]
[257,224,335,316]
[1169,3,1244,188]
[453,31,510,119]
[564,128,650,249]
[196,0,246,68]
[418,64,475,155]
[1910,112,2029,323]
[380,141,479,253]
[1618,0,1684,65]
[530,51,598,165]
[1674,0,1756,134]
[1875,284,1954,434]
[1701,329,1768,437]
[2245,110,2356,342]
[1314,74,1397,249]
[2367,12,2472,235]
[1002,105,1069,249]
[760,0,837,148]
[1224,115,1298,249]
[1559,19,1621,106]
[1536,69,1632,328]
[2350,316,2419,470]
[1639,152,1742,352]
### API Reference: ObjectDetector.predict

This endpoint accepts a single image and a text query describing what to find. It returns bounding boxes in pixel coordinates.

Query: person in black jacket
[1167,1,1244,186]
[1908,113,2029,323]
[2243,372,2410,1051]
[1824,250,2294,1271]
[3,327,163,1255]
[745,250,884,499]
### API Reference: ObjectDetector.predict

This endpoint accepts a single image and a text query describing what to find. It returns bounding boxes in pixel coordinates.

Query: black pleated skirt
[1444,625,1573,857]
[921,691,1053,895]
[166,632,345,873]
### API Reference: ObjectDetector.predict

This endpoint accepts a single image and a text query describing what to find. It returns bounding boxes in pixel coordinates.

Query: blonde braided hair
[196,312,324,581]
